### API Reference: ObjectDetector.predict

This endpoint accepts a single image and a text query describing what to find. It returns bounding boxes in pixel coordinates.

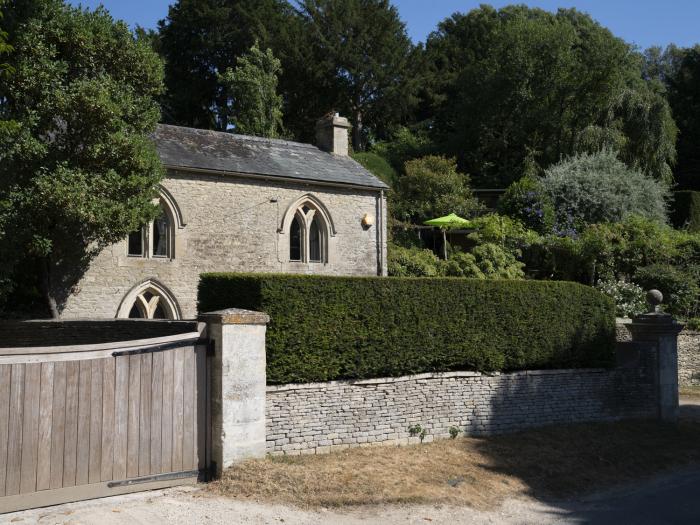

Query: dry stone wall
[266,365,656,455]
[678,331,700,386]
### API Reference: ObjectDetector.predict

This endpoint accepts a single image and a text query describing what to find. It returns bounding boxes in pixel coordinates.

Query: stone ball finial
[646,289,663,313]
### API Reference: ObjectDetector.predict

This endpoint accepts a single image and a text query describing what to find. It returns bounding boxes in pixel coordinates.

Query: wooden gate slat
[75,360,92,486]
[161,349,174,473]
[50,362,67,490]
[36,363,54,491]
[172,347,185,472]
[126,354,141,479]
[195,346,206,470]
[101,358,115,482]
[20,363,41,494]
[5,364,24,496]
[138,353,152,477]
[0,365,12,496]
[88,360,103,484]
[150,352,164,474]
[62,361,80,487]
[182,348,195,471]
[113,356,129,481]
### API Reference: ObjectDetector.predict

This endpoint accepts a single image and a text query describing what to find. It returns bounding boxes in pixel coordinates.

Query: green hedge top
[198,274,616,384]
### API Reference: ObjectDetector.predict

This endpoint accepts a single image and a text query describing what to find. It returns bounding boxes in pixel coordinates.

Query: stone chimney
[316,113,351,156]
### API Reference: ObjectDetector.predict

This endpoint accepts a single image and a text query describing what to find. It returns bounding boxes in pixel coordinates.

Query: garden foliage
[198,274,616,384]
[540,151,670,234]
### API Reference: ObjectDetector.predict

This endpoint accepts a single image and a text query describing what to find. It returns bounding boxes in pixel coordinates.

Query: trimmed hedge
[670,191,700,232]
[198,274,616,384]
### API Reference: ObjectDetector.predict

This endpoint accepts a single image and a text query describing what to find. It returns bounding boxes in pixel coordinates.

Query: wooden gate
[0,331,207,513]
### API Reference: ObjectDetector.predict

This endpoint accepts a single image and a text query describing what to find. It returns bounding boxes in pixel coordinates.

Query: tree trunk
[40,257,60,319]
[353,108,363,152]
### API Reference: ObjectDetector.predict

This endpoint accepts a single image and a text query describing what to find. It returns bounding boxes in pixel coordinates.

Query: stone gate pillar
[627,290,683,423]
[199,308,269,475]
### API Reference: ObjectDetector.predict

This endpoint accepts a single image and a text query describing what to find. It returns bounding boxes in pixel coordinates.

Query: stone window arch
[281,195,334,264]
[117,279,181,320]
[127,187,183,259]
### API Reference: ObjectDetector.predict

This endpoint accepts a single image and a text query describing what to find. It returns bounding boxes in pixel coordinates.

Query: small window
[152,210,170,258]
[128,229,144,256]
[290,215,302,261]
[309,216,321,262]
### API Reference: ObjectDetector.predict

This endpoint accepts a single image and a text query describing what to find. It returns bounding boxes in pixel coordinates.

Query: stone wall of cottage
[60,170,387,320]
[266,363,657,455]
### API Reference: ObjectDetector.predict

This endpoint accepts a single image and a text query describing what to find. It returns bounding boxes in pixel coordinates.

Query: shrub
[670,191,700,232]
[541,151,670,233]
[444,245,525,279]
[498,177,555,234]
[595,279,646,318]
[388,243,444,277]
[198,274,617,384]
[633,264,700,319]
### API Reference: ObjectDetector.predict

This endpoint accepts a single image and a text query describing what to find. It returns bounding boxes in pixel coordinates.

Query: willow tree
[0,1,164,317]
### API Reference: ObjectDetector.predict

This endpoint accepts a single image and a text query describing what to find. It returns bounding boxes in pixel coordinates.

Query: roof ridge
[156,123,318,150]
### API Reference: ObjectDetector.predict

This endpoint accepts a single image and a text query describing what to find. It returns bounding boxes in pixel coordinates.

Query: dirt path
[4,466,700,525]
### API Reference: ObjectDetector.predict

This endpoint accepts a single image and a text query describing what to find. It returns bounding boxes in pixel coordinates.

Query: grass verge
[681,386,700,398]
[209,420,700,509]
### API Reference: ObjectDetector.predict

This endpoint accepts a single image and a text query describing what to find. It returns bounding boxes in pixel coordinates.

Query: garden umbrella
[423,213,473,259]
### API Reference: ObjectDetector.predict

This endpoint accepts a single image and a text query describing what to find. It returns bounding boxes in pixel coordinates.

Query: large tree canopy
[421,5,677,188]
[664,46,700,188]
[158,0,292,131]
[0,0,164,317]
[288,0,418,150]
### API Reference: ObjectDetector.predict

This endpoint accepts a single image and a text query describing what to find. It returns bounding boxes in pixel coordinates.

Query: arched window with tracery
[127,189,181,260]
[286,199,330,264]
[118,280,181,320]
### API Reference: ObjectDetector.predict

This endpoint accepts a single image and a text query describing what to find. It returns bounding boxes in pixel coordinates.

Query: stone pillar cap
[199,308,270,325]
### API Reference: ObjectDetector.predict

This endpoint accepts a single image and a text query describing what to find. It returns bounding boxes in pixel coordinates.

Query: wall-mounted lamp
[362,213,374,229]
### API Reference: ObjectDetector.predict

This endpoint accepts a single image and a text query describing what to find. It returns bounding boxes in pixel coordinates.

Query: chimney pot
[316,113,351,156]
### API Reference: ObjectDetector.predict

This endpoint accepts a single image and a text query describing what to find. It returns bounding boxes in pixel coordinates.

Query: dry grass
[681,386,700,398]
[209,420,700,509]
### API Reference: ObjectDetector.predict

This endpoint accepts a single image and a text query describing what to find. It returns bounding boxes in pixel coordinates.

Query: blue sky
[67,0,700,50]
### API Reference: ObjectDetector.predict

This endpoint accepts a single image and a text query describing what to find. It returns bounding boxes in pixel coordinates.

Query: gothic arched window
[286,200,329,264]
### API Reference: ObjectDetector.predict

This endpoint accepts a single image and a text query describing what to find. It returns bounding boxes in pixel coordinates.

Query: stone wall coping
[199,308,270,325]
[266,368,611,392]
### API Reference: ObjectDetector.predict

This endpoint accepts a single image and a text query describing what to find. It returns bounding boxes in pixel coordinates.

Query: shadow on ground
[467,398,700,524]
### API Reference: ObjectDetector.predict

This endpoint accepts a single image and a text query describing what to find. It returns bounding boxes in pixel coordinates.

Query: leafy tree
[393,155,481,224]
[0,7,11,76]
[291,0,418,150]
[541,151,670,234]
[665,46,700,188]
[0,1,164,317]
[218,42,284,138]
[423,5,677,187]
[158,0,292,130]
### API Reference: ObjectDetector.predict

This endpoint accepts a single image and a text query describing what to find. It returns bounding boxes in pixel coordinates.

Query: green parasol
[423,213,473,259]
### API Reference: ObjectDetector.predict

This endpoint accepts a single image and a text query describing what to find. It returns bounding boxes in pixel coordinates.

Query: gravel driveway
[3,465,700,525]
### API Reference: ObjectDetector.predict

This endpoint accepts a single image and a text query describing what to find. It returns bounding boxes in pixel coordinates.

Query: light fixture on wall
[362,213,374,229]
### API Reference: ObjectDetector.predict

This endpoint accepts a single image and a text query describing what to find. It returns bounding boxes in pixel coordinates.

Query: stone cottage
[60,114,388,320]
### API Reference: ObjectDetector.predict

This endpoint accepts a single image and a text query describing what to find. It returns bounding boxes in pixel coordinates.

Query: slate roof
[153,124,388,190]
